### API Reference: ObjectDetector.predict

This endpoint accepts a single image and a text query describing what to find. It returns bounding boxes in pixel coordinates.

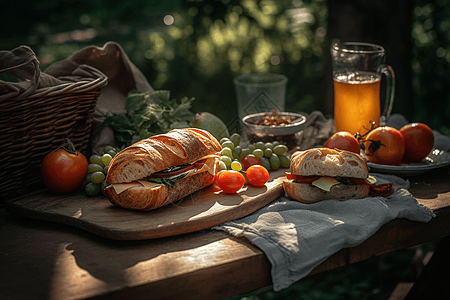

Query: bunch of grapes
[85,146,120,196]
[219,133,290,172]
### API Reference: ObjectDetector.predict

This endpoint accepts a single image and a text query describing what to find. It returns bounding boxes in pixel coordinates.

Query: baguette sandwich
[104,128,222,210]
[283,148,392,203]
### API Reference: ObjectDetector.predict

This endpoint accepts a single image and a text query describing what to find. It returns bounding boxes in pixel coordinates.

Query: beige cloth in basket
[45,42,154,154]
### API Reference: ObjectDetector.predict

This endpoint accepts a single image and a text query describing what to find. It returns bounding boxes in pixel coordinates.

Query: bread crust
[283,180,370,203]
[105,166,216,211]
[290,148,368,179]
[106,128,222,184]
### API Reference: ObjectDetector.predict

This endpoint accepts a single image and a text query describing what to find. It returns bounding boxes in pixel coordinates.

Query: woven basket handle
[0,46,41,100]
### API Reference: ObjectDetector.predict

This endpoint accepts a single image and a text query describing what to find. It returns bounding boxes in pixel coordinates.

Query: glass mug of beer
[331,42,395,135]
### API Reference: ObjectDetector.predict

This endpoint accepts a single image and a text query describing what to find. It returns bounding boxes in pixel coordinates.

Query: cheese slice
[137,180,163,189]
[111,181,162,194]
[183,156,218,179]
[365,175,377,185]
[311,176,340,192]
[111,182,141,194]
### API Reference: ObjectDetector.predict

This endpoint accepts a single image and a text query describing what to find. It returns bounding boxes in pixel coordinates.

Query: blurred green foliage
[1,0,448,134]
[411,0,450,135]
[1,0,327,127]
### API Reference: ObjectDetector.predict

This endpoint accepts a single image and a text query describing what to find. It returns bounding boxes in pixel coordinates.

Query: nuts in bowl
[242,110,306,149]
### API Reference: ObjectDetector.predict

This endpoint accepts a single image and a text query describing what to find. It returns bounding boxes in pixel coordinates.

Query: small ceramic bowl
[242,112,307,148]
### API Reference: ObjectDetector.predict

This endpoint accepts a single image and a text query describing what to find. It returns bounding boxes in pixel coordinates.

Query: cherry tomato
[323,131,361,154]
[363,126,405,165]
[400,123,434,163]
[246,165,270,187]
[214,170,226,186]
[369,183,395,197]
[241,154,261,170]
[214,170,245,193]
[41,139,88,193]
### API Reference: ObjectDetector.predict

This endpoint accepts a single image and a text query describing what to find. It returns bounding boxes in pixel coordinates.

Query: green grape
[220,155,232,168]
[233,146,242,159]
[272,141,280,147]
[239,148,252,160]
[221,147,233,158]
[90,155,104,167]
[107,149,117,158]
[255,141,265,151]
[88,163,103,173]
[103,165,109,174]
[273,145,288,156]
[102,153,113,166]
[103,145,115,153]
[101,180,108,196]
[221,140,235,150]
[253,148,264,158]
[279,155,291,168]
[85,182,100,196]
[260,157,271,171]
[85,172,92,184]
[269,154,280,170]
[265,142,274,150]
[220,137,231,145]
[264,148,273,158]
[230,133,241,147]
[91,172,106,184]
[248,144,256,152]
[231,160,242,171]
[219,160,228,170]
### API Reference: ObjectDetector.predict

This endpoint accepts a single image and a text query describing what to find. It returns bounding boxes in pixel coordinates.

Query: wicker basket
[0,65,108,201]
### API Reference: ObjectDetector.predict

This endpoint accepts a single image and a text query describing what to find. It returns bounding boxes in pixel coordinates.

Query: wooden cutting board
[5,168,287,240]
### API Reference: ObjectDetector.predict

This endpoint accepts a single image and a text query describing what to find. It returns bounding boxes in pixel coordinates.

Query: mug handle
[379,65,395,126]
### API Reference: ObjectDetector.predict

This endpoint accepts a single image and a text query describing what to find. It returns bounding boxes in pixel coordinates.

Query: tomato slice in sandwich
[369,183,394,197]
[285,173,321,183]
[149,159,207,178]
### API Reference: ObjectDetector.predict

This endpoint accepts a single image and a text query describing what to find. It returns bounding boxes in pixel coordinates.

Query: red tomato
[400,123,434,163]
[246,165,270,186]
[363,126,405,165]
[323,131,361,154]
[241,154,261,170]
[215,170,245,193]
[214,170,223,186]
[40,139,88,193]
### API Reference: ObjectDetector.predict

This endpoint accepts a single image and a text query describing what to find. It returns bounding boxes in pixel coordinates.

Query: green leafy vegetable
[148,172,189,188]
[101,90,195,146]
[335,176,356,186]
[306,176,355,194]
[157,164,190,174]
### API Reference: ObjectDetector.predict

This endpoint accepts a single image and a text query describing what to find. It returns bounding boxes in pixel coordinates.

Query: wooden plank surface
[0,210,272,300]
[4,167,287,240]
[1,170,449,300]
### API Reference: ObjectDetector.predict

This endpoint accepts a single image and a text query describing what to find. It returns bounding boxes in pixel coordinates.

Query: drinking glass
[331,42,395,135]
[233,73,288,122]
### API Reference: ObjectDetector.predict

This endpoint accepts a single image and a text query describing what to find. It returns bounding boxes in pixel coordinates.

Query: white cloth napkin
[213,173,435,291]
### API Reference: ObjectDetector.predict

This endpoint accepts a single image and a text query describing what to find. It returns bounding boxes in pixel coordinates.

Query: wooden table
[1,168,450,300]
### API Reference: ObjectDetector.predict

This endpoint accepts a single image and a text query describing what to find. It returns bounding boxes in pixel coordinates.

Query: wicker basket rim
[23,64,108,99]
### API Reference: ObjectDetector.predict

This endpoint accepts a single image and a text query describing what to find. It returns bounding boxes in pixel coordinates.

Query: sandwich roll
[104,128,222,211]
[283,148,393,203]
[283,179,370,204]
